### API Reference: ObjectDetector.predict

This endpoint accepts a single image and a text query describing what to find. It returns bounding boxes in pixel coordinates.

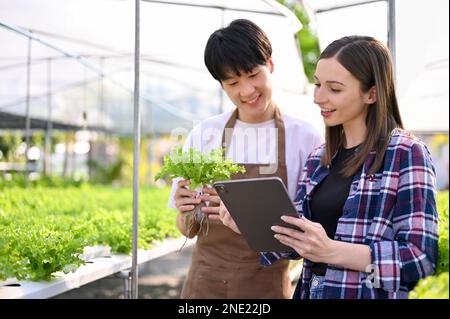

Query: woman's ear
[267,57,274,73]
[365,86,377,104]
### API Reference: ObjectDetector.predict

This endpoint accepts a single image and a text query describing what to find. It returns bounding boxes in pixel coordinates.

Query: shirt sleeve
[167,177,182,209]
[312,128,325,151]
[302,126,325,169]
[166,129,196,209]
[369,141,439,292]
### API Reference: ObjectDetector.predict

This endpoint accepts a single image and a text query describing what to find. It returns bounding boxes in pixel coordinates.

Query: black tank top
[309,144,359,276]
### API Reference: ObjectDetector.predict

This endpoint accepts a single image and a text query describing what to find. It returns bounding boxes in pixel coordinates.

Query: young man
[168,19,323,298]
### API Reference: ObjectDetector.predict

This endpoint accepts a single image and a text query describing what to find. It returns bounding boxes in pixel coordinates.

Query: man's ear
[365,86,377,104]
[267,57,274,73]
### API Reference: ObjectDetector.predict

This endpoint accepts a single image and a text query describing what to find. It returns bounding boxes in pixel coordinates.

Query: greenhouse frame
[0,0,448,300]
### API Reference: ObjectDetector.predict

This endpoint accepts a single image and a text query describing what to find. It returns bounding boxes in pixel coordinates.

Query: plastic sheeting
[0,0,322,135]
[304,0,449,133]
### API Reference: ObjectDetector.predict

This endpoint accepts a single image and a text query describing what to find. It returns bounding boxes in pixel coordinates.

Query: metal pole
[44,58,53,176]
[24,36,32,187]
[99,57,105,128]
[387,0,396,75]
[0,21,106,80]
[218,8,225,114]
[83,67,87,127]
[141,0,284,16]
[114,270,132,299]
[131,0,141,299]
[315,0,384,13]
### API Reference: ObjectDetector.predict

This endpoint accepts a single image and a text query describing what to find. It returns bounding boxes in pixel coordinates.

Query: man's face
[221,58,274,123]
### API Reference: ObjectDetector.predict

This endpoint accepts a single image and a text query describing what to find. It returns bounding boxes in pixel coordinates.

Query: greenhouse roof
[303,0,449,133]
[0,0,317,135]
[0,0,448,134]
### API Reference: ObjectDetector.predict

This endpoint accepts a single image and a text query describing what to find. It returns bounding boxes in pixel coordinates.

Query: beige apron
[180,106,292,299]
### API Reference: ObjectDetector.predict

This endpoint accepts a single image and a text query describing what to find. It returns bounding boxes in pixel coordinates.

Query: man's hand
[174,180,201,213]
[200,185,221,217]
[208,201,241,234]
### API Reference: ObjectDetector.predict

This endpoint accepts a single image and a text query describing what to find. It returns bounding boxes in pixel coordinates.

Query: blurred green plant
[278,0,321,83]
[115,136,151,186]
[411,191,449,298]
[409,272,449,299]
[84,136,151,186]
[0,132,22,161]
[436,192,449,275]
[87,158,125,185]
[0,131,48,162]
[0,174,86,189]
[0,185,178,281]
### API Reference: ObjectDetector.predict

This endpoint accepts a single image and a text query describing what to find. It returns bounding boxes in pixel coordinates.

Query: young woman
[221,35,439,299]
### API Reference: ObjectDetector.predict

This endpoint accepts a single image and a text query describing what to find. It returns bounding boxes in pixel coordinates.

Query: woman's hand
[271,215,337,263]
[207,201,241,234]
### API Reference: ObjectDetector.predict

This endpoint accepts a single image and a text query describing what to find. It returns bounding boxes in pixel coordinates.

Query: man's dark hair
[204,19,272,82]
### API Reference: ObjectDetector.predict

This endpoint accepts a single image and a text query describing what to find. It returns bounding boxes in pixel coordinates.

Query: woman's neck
[343,121,367,148]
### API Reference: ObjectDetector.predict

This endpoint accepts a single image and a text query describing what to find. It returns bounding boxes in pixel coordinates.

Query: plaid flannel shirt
[261,129,439,299]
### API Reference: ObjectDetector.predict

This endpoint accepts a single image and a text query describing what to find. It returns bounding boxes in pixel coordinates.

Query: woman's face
[313,57,373,131]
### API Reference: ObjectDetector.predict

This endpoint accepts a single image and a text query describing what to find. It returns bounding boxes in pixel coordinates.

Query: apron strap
[221,106,287,186]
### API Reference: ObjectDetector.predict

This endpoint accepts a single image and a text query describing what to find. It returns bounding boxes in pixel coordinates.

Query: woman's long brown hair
[319,36,404,176]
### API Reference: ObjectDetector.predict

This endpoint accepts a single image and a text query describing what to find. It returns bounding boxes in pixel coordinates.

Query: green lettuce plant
[154,146,245,190]
[410,191,449,298]
[154,147,245,238]
[0,186,178,281]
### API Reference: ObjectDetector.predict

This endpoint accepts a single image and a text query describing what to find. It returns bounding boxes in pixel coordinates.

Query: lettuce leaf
[154,147,245,190]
